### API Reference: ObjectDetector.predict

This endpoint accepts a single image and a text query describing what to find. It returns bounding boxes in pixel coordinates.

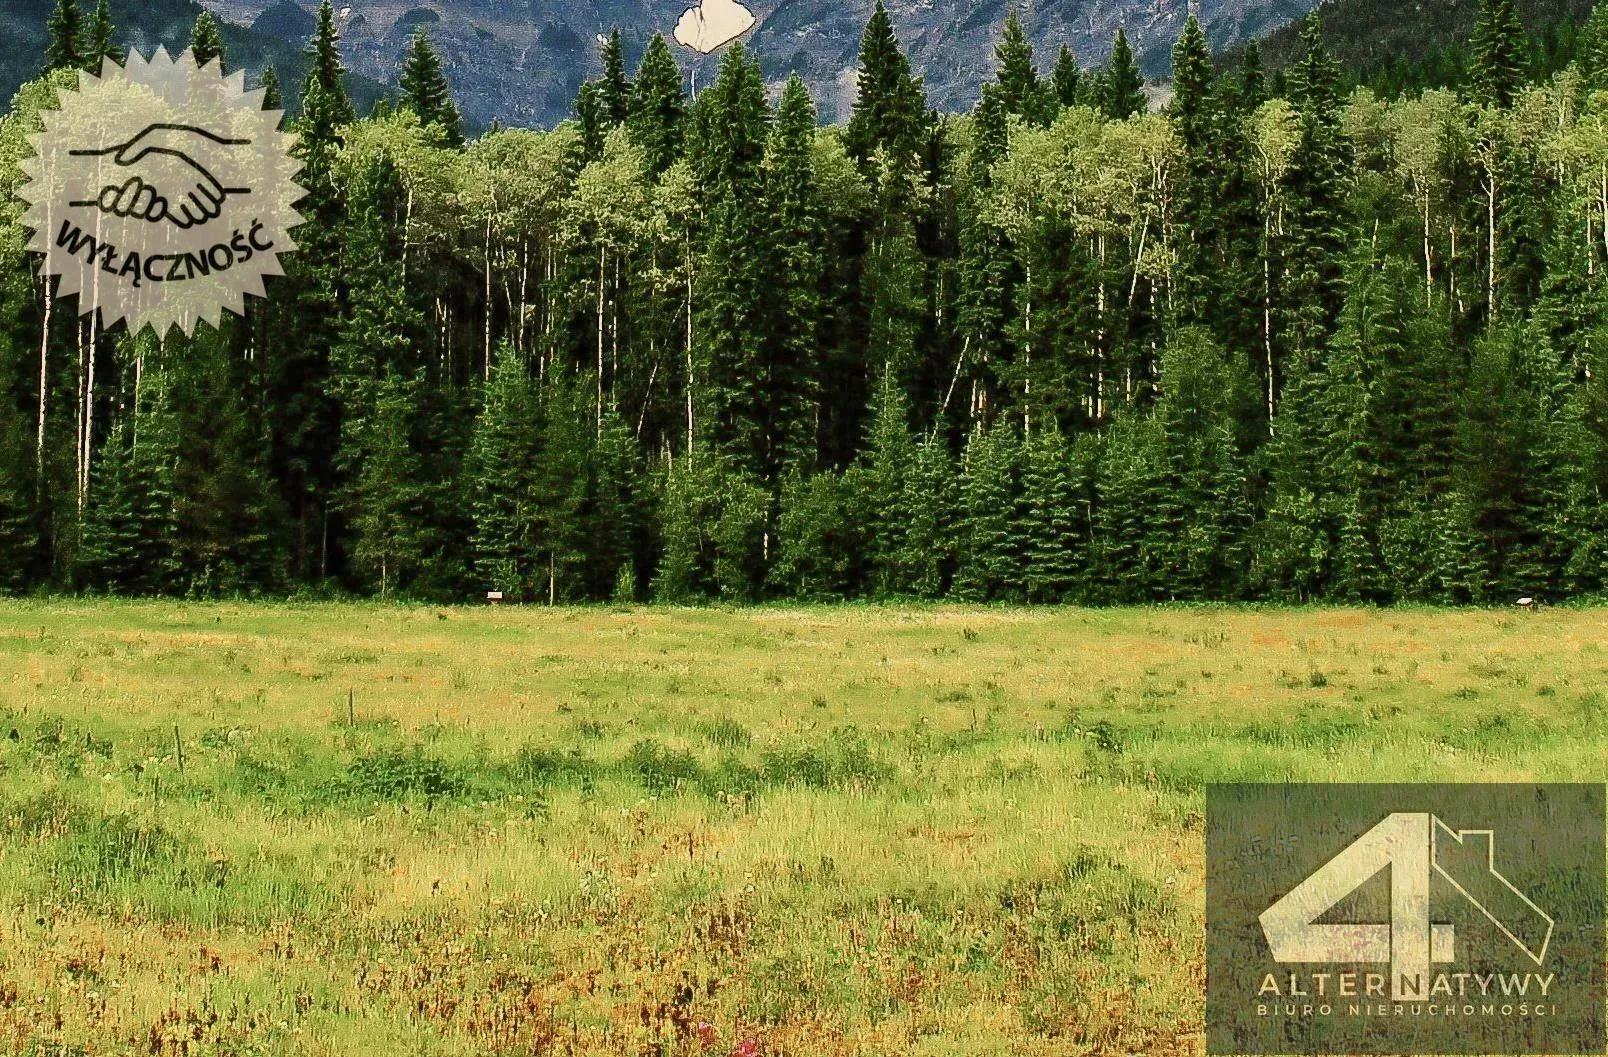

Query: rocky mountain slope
[196,0,1317,129]
[0,0,389,117]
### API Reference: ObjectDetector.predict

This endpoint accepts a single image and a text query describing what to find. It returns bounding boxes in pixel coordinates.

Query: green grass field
[0,601,1602,1055]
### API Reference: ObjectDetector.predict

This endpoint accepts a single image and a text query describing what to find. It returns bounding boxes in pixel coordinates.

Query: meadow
[0,601,1602,1055]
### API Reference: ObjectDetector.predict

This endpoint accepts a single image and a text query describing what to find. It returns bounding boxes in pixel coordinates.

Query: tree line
[3,0,1608,604]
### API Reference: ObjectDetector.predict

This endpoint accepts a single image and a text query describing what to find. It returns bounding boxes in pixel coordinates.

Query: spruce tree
[598,28,632,127]
[259,66,283,111]
[190,10,226,70]
[348,371,427,596]
[84,0,120,68]
[860,375,917,595]
[900,437,958,598]
[268,0,353,584]
[696,43,772,478]
[1018,425,1083,603]
[993,9,1051,125]
[303,0,356,135]
[956,86,1014,422]
[628,34,685,176]
[1582,0,1608,92]
[865,176,927,389]
[468,344,542,597]
[45,0,85,71]
[575,81,606,161]
[1282,14,1348,365]
[400,27,464,147]
[774,470,858,599]
[1155,328,1257,599]
[1470,0,1527,107]
[332,155,427,590]
[80,366,182,594]
[1101,29,1146,120]
[1454,323,1557,597]
[1052,44,1081,110]
[1171,15,1264,367]
[1238,40,1266,109]
[582,409,644,598]
[845,0,927,166]
[531,375,594,602]
[297,0,356,191]
[1094,410,1170,601]
[0,428,33,594]
[953,421,1022,601]
[763,75,825,476]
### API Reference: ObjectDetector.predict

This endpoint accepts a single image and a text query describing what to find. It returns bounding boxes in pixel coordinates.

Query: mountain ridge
[195,0,1316,128]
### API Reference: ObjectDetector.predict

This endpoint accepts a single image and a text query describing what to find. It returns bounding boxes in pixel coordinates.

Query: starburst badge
[18,49,304,336]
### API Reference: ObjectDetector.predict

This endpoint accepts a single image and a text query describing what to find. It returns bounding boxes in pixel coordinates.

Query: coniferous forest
[4,0,1608,605]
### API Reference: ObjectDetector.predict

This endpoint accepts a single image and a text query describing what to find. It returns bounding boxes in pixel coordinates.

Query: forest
[3,0,1608,605]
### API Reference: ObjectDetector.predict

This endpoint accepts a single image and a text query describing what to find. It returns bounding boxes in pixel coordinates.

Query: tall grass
[0,601,1600,1053]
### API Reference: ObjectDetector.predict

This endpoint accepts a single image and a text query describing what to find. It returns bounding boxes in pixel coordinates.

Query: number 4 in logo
[1259,812,1553,1000]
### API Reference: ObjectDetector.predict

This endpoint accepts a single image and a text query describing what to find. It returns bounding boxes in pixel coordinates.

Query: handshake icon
[70,122,253,230]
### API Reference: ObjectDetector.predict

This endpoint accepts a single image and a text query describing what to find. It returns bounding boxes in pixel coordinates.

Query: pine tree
[628,34,685,176]
[599,28,631,127]
[45,0,85,71]
[1052,44,1081,110]
[84,0,120,68]
[1101,29,1146,120]
[1470,0,1527,107]
[845,0,927,167]
[400,27,464,147]
[190,10,226,70]
[993,9,1051,125]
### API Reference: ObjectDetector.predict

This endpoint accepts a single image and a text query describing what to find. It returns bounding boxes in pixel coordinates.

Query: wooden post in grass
[348,688,355,727]
[173,725,184,774]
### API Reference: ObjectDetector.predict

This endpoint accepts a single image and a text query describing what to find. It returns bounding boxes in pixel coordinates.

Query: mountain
[1251,0,1592,83]
[0,0,389,117]
[194,0,1319,129]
